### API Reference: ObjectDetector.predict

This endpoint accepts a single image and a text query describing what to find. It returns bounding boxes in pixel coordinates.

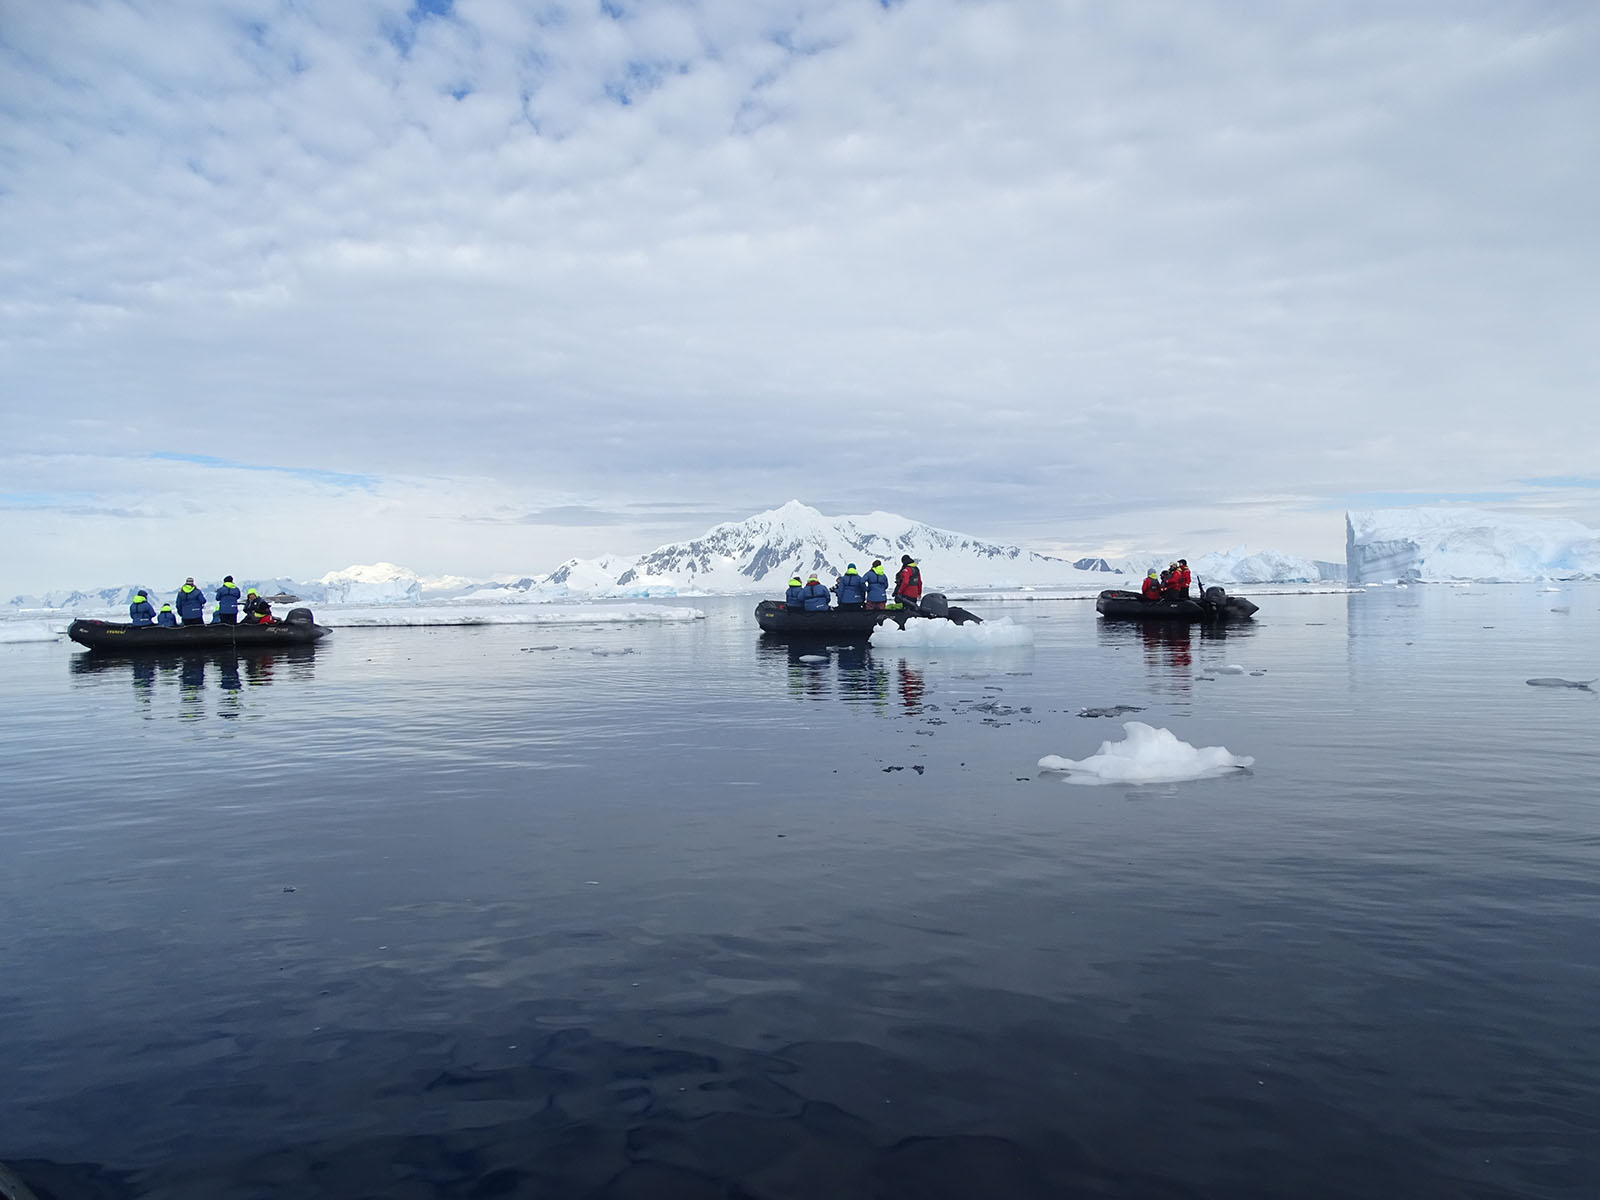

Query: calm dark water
[2,588,1597,1199]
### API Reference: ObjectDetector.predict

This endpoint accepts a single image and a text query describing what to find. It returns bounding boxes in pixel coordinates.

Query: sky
[3,0,1598,594]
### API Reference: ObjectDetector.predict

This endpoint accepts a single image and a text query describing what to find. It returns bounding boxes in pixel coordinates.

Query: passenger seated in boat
[1141,570,1162,601]
[215,575,241,625]
[785,575,805,611]
[155,604,178,626]
[863,560,890,610]
[129,591,156,625]
[174,577,207,626]
[834,564,866,610]
[801,573,831,612]
[243,588,275,624]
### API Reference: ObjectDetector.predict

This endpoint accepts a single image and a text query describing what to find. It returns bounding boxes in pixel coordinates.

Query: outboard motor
[920,592,950,618]
[285,607,315,625]
[1203,586,1227,606]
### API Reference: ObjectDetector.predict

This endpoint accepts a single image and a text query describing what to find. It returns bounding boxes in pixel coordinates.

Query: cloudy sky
[3,0,1597,593]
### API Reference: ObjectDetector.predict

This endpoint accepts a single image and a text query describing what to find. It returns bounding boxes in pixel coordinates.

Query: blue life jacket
[174,585,206,621]
[802,581,831,611]
[863,567,890,603]
[129,596,155,625]
[215,582,241,614]
[785,579,805,609]
[835,569,866,605]
[155,607,178,627]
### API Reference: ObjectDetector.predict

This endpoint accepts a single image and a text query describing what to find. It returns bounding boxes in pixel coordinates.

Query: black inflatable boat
[755,592,981,638]
[68,607,330,652]
[1095,587,1258,622]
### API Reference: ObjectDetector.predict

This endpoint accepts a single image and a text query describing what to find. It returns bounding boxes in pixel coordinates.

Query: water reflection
[69,646,317,720]
[755,638,922,713]
[1094,616,1258,698]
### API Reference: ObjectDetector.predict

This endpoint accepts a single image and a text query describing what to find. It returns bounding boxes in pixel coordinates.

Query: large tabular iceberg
[1346,508,1600,583]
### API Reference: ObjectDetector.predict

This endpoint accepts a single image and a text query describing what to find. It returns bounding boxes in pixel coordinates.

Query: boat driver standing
[893,556,923,612]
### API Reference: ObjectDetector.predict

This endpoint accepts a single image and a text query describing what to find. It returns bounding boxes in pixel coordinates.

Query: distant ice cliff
[1346,508,1600,583]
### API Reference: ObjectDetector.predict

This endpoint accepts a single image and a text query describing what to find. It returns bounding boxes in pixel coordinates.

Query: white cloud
[2,0,1597,593]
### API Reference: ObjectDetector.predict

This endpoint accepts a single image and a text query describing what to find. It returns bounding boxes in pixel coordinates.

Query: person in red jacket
[893,556,923,610]
[1176,559,1192,597]
[1141,570,1162,601]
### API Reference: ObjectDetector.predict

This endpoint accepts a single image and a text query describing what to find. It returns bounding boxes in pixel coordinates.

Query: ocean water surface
[1,587,1597,1199]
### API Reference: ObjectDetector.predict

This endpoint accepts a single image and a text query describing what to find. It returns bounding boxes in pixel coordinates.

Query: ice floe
[1038,722,1254,785]
[316,603,705,628]
[0,621,63,644]
[870,616,1033,649]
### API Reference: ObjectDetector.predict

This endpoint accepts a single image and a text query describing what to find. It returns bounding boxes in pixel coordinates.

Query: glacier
[1346,508,1600,583]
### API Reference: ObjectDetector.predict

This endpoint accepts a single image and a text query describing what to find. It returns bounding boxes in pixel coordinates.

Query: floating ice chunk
[1038,722,1254,785]
[1215,664,1247,675]
[871,616,1033,649]
[0,621,64,643]
[1078,704,1144,718]
[798,654,828,664]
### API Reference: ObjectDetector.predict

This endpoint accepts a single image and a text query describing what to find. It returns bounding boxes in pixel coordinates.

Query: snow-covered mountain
[1346,508,1600,583]
[1191,547,1345,585]
[486,500,1124,599]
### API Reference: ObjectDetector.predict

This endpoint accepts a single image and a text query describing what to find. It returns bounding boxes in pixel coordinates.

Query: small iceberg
[871,616,1033,649]
[0,621,64,644]
[1038,722,1254,785]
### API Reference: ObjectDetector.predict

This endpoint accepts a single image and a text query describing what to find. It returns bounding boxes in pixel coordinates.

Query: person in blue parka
[214,575,241,624]
[155,604,178,627]
[802,573,831,612]
[174,577,207,626]
[129,592,156,625]
[834,564,866,610]
[863,559,890,609]
[785,575,805,611]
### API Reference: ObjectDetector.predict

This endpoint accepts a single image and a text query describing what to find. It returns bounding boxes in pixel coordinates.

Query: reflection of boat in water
[1095,587,1258,622]
[69,643,318,678]
[67,608,329,652]
[754,592,981,639]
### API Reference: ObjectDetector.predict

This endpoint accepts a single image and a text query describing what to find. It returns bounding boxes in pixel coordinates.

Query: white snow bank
[0,621,64,644]
[870,616,1034,649]
[320,603,705,628]
[1038,722,1254,785]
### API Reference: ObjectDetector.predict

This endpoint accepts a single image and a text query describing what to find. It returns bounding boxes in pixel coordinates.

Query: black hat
[223,575,234,583]
[901,555,912,565]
